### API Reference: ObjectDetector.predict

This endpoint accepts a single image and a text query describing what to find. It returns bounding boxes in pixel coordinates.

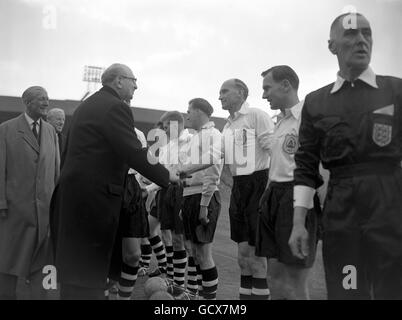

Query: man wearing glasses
[50,63,179,299]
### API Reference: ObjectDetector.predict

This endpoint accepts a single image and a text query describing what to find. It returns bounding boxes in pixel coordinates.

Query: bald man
[0,86,60,299]
[47,108,65,155]
[289,13,402,299]
[220,79,275,300]
[50,63,178,299]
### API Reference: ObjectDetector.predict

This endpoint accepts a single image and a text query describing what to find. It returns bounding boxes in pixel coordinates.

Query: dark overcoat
[50,86,169,288]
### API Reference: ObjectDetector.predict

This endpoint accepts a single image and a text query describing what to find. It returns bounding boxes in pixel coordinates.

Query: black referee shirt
[294,74,402,190]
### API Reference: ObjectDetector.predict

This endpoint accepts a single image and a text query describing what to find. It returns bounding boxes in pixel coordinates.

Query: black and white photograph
[0,0,402,306]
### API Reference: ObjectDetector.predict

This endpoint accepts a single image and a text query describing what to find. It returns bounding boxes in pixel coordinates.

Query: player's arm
[254,109,275,151]
[179,130,223,178]
[198,131,223,224]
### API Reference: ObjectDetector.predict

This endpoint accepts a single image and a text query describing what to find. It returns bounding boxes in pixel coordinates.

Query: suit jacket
[50,86,170,289]
[0,114,60,277]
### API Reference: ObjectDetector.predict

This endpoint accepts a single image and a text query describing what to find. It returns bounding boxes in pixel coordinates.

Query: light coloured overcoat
[0,114,60,277]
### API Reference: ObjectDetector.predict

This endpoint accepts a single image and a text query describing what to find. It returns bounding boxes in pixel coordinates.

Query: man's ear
[115,77,123,89]
[328,39,337,55]
[282,79,291,92]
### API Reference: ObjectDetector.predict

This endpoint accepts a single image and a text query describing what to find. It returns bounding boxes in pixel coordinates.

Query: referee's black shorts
[120,174,149,238]
[157,184,184,234]
[323,164,402,299]
[255,181,320,268]
[229,169,268,246]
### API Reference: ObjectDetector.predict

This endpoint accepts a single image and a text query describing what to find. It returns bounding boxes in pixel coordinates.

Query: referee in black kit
[289,12,402,299]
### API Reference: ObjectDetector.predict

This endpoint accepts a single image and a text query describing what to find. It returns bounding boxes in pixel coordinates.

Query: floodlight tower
[81,65,105,101]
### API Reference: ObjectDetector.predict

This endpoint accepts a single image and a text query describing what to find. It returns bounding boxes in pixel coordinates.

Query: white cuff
[294,185,315,209]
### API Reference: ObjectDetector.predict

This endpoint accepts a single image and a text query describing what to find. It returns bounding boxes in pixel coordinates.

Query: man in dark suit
[47,108,66,156]
[50,63,178,300]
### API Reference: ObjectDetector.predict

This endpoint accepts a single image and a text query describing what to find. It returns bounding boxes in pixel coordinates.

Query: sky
[1,0,401,118]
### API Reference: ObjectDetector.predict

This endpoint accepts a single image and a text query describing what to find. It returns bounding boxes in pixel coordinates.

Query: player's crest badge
[372,123,392,147]
[283,134,298,154]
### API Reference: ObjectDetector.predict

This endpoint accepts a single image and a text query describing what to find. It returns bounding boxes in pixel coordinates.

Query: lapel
[38,122,48,161]
[37,122,55,166]
[17,114,40,154]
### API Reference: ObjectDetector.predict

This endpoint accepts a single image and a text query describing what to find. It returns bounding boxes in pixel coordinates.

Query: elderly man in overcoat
[51,63,177,300]
[0,86,60,300]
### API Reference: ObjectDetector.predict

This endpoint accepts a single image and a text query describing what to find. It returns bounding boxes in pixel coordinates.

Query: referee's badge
[283,134,298,154]
[373,123,392,147]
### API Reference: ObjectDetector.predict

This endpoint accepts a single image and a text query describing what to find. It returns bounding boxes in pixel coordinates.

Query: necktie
[32,121,39,142]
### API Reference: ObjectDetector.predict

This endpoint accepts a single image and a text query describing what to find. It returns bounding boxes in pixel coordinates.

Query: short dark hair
[189,98,214,117]
[261,65,299,90]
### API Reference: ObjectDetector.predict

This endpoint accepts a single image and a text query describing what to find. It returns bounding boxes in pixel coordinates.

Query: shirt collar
[24,113,41,126]
[276,100,303,122]
[200,121,215,130]
[226,101,250,124]
[330,67,379,94]
[289,100,303,120]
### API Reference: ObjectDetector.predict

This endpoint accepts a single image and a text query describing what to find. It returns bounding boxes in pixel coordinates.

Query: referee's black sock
[166,246,174,281]
[239,275,253,300]
[117,263,139,300]
[201,266,218,300]
[251,277,270,300]
[149,235,167,270]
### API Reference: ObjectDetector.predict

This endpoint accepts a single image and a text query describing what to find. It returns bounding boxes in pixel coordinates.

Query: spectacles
[121,76,137,83]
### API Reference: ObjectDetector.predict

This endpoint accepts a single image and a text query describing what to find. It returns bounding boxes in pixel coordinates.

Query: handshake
[140,163,212,197]
[138,169,191,198]
[169,163,212,184]
[168,169,192,184]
